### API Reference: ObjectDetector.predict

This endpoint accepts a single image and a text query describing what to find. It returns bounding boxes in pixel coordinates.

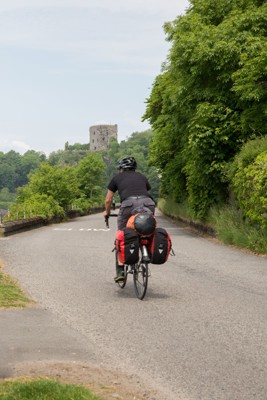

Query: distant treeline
[0,130,160,217]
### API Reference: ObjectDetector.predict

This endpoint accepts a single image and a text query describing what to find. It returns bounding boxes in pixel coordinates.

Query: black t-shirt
[107,170,151,202]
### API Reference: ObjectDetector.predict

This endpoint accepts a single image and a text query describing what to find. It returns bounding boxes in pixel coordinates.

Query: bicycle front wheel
[133,261,148,300]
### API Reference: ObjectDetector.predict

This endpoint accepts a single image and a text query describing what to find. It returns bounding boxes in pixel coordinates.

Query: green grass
[0,378,102,400]
[209,206,267,254]
[0,262,31,308]
[157,197,195,220]
[158,198,267,255]
[0,267,103,400]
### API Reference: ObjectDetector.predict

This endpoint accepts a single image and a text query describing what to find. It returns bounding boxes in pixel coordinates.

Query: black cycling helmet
[117,156,137,170]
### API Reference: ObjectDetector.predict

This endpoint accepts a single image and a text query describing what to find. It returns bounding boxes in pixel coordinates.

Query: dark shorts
[117,197,155,230]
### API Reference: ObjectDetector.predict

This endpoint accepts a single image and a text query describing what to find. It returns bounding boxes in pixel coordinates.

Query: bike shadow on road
[113,286,171,300]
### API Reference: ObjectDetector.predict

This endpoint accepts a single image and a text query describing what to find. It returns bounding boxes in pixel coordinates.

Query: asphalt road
[1,210,267,399]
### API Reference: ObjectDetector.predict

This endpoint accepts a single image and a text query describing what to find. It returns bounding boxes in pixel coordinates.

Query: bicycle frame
[139,237,151,262]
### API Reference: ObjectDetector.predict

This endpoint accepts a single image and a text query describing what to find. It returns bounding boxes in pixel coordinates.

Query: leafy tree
[0,162,18,191]
[10,193,64,220]
[143,73,185,202]
[8,151,106,219]
[0,150,45,191]
[66,142,89,151]
[48,143,89,166]
[19,150,46,186]
[0,188,17,210]
[143,0,267,218]
[101,137,120,182]
[48,150,66,166]
[18,163,80,210]
[0,151,20,191]
[76,152,106,199]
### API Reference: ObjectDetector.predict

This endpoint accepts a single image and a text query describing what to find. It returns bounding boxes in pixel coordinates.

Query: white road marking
[53,228,73,231]
[53,228,110,232]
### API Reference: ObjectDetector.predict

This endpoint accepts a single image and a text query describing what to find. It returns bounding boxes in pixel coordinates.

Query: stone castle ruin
[89,124,118,151]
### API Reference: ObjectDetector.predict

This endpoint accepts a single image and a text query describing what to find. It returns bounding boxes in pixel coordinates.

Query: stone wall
[0,207,104,237]
[0,217,45,237]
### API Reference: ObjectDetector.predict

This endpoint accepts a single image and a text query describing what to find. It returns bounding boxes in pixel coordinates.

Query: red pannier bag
[115,227,140,265]
[149,227,172,265]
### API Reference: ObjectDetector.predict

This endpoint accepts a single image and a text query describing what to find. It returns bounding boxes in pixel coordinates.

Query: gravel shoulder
[12,361,161,400]
[0,307,162,400]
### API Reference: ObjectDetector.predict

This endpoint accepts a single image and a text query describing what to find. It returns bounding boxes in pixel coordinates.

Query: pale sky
[0,0,190,155]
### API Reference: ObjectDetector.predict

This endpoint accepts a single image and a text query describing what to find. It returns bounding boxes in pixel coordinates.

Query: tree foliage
[76,152,106,199]
[9,193,65,220]
[232,151,267,228]
[48,142,89,166]
[101,130,160,200]
[143,0,267,218]
[0,150,46,192]
[0,188,17,210]
[1,130,159,218]
[12,151,106,217]
[229,136,267,228]
[17,163,80,210]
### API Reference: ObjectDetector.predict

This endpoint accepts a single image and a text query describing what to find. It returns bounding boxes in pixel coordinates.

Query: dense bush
[232,151,267,228]
[7,194,64,220]
[227,136,267,176]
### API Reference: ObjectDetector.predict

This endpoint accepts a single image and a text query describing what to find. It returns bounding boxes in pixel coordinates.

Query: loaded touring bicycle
[105,209,173,300]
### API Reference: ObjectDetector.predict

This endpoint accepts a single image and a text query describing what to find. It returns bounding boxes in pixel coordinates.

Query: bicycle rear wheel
[133,260,148,300]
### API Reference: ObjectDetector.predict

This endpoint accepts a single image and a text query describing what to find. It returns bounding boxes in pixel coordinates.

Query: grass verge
[209,206,267,254]
[158,198,267,255]
[157,197,195,220]
[0,261,31,308]
[0,378,102,400]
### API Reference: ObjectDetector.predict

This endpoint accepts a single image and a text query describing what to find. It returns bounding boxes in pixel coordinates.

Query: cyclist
[103,156,155,282]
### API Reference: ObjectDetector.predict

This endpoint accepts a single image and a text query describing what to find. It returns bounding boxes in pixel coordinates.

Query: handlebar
[105,213,118,228]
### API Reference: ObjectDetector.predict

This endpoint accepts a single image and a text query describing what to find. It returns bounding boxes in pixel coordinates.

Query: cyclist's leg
[115,251,125,282]
[115,251,128,288]
[115,204,133,281]
[114,199,136,281]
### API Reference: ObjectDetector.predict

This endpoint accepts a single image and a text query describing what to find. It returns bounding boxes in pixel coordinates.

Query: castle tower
[89,124,118,151]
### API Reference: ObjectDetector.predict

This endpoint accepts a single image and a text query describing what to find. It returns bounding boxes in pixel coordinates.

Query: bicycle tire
[115,251,127,289]
[133,260,148,300]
